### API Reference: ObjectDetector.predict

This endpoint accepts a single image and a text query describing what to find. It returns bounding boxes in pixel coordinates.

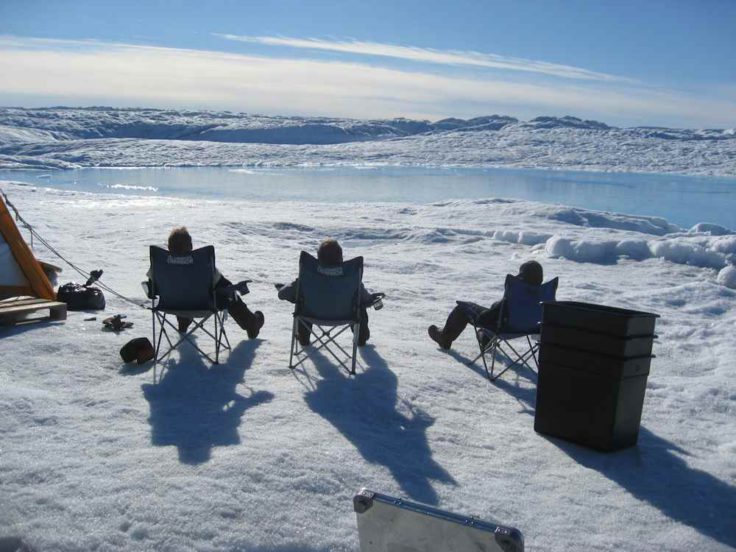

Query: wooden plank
[0,300,66,316]
[0,297,48,307]
[0,300,67,326]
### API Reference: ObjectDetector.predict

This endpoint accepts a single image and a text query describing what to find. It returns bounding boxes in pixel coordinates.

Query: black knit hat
[517,260,543,285]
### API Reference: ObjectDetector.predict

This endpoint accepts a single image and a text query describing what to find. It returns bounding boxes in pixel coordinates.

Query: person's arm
[360,284,372,306]
[278,278,299,303]
[143,267,154,298]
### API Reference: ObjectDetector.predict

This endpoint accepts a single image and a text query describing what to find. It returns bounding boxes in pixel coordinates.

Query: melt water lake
[2,166,735,229]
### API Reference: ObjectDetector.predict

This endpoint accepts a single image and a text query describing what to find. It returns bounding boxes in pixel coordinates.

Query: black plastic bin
[534,301,658,452]
[540,301,657,337]
[541,325,655,358]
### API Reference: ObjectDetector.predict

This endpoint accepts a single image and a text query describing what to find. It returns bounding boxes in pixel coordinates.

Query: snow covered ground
[1,180,735,551]
[1,108,735,176]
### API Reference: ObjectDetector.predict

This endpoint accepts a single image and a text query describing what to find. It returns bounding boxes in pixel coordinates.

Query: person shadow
[299,344,456,505]
[448,345,736,547]
[142,339,273,465]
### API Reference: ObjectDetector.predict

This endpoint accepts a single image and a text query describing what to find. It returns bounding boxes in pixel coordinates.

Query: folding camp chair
[288,251,364,375]
[149,245,230,365]
[470,274,558,381]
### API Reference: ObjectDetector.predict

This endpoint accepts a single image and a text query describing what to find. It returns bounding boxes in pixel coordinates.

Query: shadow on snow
[298,344,456,505]
[453,346,736,548]
[142,338,273,465]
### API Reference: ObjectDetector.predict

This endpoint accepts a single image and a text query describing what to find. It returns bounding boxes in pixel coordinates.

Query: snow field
[0,181,734,551]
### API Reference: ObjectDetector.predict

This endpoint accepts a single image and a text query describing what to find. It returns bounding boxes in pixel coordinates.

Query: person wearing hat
[146,227,265,338]
[428,260,544,350]
[277,238,376,347]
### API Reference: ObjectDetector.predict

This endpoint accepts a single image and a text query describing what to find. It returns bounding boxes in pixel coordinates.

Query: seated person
[428,260,544,350]
[277,238,377,347]
[147,227,264,338]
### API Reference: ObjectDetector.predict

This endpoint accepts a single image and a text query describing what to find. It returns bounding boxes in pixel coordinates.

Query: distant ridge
[0,107,734,175]
[1,107,733,146]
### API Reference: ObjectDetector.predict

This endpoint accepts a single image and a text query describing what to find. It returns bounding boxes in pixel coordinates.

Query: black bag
[57,282,106,311]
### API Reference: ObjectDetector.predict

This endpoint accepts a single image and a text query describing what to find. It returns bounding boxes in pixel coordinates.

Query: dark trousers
[297,307,370,346]
[441,300,502,345]
[177,276,260,333]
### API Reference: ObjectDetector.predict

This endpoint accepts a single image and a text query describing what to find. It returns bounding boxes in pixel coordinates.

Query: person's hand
[233,280,251,295]
[370,292,385,310]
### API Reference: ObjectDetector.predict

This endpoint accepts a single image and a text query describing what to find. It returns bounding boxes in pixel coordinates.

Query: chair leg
[489,341,498,380]
[214,311,219,365]
[289,317,298,369]
[150,310,228,369]
[528,336,539,370]
[471,327,498,380]
[152,310,160,381]
[313,326,352,374]
[153,312,167,364]
[351,322,359,375]
[291,320,357,376]
[220,314,231,351]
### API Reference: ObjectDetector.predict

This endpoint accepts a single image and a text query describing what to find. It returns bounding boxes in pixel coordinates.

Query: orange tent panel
[0,195,55,301]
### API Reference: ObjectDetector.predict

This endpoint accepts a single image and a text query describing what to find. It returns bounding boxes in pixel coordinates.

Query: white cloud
[215,34,632,83]
[0,36,734,127]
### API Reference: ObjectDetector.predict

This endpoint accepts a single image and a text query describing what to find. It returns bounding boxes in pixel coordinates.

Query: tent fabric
[0,234,29,286]
[0,195,55,300]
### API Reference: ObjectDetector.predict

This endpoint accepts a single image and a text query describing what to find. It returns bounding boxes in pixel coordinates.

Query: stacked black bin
[534,301,658,451]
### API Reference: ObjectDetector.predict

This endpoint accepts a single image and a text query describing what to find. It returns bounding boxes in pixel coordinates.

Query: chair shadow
[141,339,273,465]
[548,428,736,548]
[446,348,538,415]
[301,344,456,505]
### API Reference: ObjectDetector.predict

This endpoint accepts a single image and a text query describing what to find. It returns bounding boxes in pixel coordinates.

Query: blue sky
[1,0,734,127]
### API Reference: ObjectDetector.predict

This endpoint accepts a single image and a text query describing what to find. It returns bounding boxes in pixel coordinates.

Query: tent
[0,194,55,301]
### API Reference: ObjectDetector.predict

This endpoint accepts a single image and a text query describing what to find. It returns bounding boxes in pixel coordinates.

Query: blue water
[1,166,734,229]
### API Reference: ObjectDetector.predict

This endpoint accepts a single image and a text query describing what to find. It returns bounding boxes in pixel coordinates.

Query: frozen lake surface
[1,166,735,229]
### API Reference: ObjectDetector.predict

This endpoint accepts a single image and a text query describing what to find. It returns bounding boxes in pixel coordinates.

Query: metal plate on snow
[354,489,523,552]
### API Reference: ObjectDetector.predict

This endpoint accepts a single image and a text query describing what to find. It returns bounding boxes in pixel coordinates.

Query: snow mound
[647,239,727,269]
[689,223,733,236]
[717,265,736,289]
[545,234,731,270]
[545,236,619,264]
[548,207,679,236]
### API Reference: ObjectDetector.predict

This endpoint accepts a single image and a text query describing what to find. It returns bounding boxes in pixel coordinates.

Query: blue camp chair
[289,251,364,375]
[470,274,558,381]
[149,245,230,365]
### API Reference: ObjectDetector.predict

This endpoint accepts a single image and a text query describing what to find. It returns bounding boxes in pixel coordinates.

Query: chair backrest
[502,274,558,334]
[296,251,364,321]
[149,245,216,310]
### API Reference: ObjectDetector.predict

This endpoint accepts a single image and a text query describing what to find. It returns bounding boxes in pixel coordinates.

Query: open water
[1,166,734,229]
